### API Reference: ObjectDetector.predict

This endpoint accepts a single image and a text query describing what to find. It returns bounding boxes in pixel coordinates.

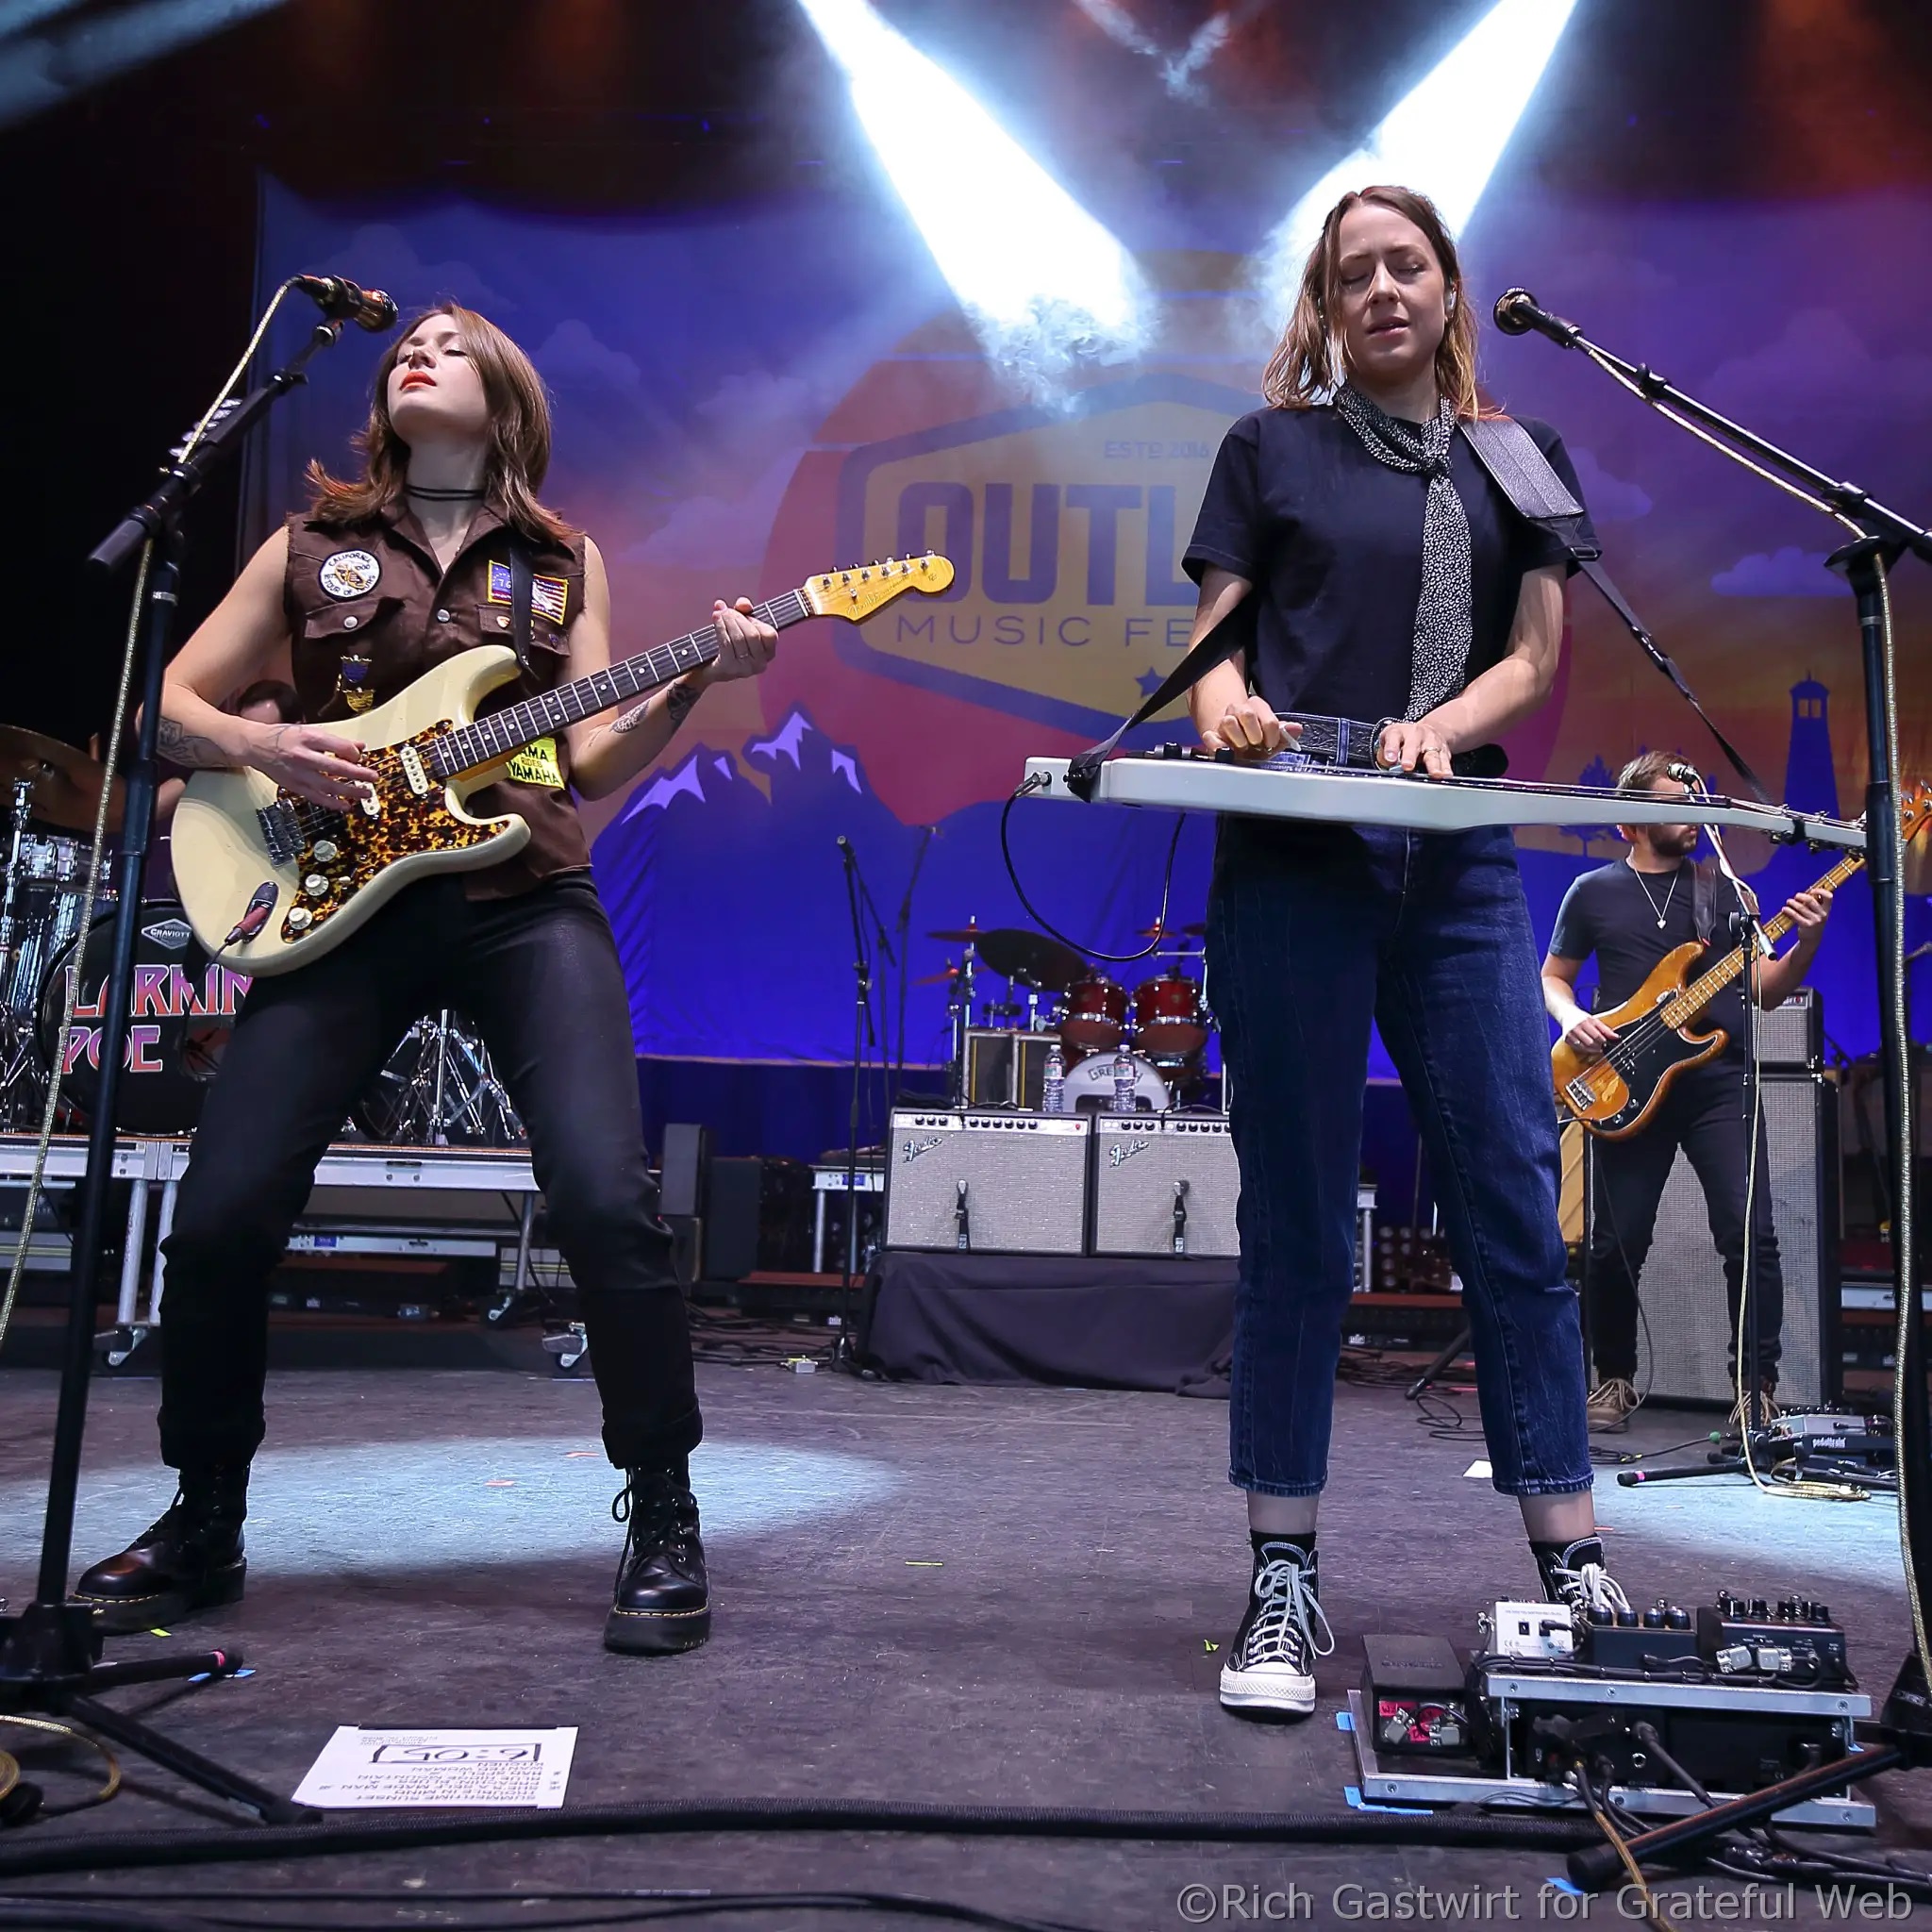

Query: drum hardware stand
[0,308,349,1827]
[359,1009,522,1147]
[1507,293,1932,1891]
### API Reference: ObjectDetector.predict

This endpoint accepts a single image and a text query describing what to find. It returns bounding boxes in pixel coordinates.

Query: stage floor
[0,1363,1926,1927]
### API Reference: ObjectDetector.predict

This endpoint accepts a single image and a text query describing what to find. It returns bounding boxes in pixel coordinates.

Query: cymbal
[0,725,124,833]
[914,965,961,987]
[970,927,1089,992]
[927,923,987,942]
[1135,922,1207,941]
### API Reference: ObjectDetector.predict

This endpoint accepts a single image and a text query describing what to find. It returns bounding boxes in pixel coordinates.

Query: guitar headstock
[1900,776,1932,845]
[802,554,956,624]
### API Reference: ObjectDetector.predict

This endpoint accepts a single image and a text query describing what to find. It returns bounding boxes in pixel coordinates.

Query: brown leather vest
[283,504,591,899]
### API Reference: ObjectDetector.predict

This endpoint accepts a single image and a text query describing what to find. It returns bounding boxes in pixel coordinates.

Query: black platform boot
[72,1465,249,1636]
[605,1462,709,1656]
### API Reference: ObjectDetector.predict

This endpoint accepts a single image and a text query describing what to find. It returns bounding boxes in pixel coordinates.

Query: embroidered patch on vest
[486,558,569,626]
[504,737,565,789]
[318,549,381,599]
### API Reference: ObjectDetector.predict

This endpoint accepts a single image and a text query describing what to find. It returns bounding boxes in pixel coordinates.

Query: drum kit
[924,916,1218,1112]
[0,724,521,1146]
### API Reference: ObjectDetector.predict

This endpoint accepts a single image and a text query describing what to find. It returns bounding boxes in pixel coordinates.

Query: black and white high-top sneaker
[1218,1541,1332,1719]
[1534,1536,1631,1622]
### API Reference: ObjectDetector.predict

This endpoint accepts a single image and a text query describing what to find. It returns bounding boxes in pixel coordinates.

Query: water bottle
[1041,1041,1066,1114]
[1110,1046,1136,1113]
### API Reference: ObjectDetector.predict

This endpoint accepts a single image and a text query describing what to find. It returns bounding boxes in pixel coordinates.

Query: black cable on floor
[0,1890,1101,1932]
[0,1795,1598,1882]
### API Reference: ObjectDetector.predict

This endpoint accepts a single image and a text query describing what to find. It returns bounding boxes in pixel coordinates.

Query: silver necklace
[1631,860,1681,929]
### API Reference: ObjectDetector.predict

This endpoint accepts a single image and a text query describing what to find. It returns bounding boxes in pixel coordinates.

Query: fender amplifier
[883,1109,1089,1255]
[1091,1114,1241,1257]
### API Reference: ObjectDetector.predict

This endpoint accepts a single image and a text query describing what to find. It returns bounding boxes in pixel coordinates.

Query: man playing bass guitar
[1540,752,1833,1432]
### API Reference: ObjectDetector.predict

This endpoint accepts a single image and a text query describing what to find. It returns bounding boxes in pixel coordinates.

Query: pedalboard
[1360,1635,1471,1757]
[1573,1591,1851,1688]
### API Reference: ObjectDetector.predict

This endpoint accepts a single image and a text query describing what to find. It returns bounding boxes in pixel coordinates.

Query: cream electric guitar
[174,556,955,975]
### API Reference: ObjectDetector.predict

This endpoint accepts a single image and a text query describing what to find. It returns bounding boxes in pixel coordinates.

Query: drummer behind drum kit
[0,724,521,1146]
[923,918,1218,1114]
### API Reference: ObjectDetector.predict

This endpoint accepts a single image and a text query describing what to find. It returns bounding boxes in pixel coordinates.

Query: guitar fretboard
[1664,848,1869,1028]
[430,589,812,780]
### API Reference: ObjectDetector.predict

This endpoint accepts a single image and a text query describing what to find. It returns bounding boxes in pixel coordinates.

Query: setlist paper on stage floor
[293,1726,578,1808]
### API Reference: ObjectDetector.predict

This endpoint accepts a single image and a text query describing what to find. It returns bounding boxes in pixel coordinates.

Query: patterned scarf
[1333,384,1473,721]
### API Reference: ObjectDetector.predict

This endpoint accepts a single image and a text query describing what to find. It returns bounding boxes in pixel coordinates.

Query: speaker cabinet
[703,1157,815,1280]
[1591,1072,1840,1407]
[883,1109,1089,1255]
[658,1123,708,1219]
[1090,1114,1240,1257]
[964,1029,1061,1110]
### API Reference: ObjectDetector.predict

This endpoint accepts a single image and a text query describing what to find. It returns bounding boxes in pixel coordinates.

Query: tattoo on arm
[157,716,234,770]
[613,678,702,739]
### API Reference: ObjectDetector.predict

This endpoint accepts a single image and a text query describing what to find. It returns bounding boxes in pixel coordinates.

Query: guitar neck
[1662,848,1867,1026]
[431,588,812,780]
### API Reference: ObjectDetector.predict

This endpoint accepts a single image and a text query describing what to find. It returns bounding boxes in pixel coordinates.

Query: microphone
[1666,760,1703,785]
[291,274,399,333]
[1491,288,1584,349]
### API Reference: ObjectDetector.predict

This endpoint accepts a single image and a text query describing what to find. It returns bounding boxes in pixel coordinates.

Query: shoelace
[1241,1556,1335,1669]
[1549,1558,1631,1619]
[610,1479,694,1583]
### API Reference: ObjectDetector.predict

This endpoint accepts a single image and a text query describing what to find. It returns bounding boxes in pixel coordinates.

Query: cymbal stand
[0,780,42,1128]
[945,942,978,1108]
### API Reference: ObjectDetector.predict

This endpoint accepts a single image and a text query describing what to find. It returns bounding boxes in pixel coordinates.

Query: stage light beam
[1258,0,1579,299]
[0,0,286,127]
[794,0,1145,383]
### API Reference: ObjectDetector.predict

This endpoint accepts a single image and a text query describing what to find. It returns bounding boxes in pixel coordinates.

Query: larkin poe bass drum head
[37,901,249,1134]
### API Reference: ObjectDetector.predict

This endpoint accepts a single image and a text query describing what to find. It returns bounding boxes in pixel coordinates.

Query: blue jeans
[1207,818,1592,1498]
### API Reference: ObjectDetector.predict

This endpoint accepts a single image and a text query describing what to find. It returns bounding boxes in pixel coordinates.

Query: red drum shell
[1133,973,1208,1056]
[1060,974,1127,1053]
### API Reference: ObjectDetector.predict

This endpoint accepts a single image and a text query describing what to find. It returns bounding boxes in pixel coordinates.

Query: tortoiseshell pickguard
[277,726,508,942]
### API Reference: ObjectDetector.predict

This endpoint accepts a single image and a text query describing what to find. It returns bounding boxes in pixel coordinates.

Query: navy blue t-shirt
[1182,407,1594,727]
[1549,858,1752,1058]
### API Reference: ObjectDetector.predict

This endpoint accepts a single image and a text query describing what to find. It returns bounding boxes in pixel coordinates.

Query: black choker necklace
[407,484,486,501]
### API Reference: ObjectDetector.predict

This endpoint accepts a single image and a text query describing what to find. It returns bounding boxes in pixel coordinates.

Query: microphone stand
[893,826,934,1105]
[0,314,348,1826]
[835,839,887,1369]
[1503,296,1932,1885]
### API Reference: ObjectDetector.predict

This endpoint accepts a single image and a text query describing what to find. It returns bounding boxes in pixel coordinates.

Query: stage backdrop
[250,175,1932,1091]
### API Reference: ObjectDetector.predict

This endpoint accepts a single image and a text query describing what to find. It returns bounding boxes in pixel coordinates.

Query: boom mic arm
[1492,288,1585,348]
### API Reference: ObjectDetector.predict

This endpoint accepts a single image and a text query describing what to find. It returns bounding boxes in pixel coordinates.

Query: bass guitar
[173,555,955,975]
[1553,778,1930,1138]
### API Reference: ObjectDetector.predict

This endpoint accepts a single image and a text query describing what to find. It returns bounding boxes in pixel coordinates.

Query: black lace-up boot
[605,1461,709,1655]
[72,1464,249,1635]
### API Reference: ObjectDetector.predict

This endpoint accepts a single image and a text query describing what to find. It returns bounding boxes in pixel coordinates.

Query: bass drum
[36,902,248,1135]
[1063,1049,1172,1114]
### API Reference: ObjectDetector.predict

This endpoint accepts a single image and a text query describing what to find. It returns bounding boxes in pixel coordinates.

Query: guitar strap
[1691,861,1717,945]
[1458,417,1771,804]
[508,541,535,675]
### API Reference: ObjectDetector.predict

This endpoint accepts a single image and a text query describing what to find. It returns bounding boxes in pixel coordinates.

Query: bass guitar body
[1551,942,1729,1139]
[173,646,529,979]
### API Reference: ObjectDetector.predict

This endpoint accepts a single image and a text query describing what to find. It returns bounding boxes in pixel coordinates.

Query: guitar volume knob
[312,841,340,863]
[304,874,328,896]
[286,908,313,931]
